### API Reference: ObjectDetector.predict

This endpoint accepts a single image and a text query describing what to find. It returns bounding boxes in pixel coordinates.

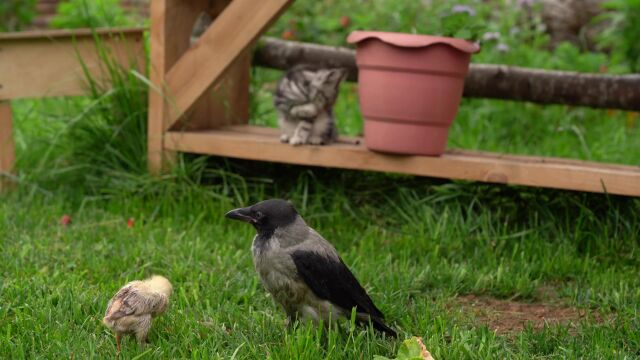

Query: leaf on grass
[373,337,434,360]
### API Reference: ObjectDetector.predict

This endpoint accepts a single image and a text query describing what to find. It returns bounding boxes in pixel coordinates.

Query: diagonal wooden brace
[163,0,293,130]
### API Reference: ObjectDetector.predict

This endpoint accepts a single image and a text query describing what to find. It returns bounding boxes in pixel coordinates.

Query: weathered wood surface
[183,0,250,132]
[254,37,640,111]
[0,101,15,191]
[0,27,143,40]
[165,125,640,196]
[0,28,145,100]
[148,0,253,173]
[163,0,293,130]
[147,0,208,172]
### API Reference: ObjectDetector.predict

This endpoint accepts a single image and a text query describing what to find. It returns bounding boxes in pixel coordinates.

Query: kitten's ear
[327,68,348,83]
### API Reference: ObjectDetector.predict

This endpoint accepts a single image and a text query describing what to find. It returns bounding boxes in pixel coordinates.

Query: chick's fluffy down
[103,276,171,334]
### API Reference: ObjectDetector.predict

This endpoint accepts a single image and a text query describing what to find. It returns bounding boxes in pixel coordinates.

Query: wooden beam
[163,0,293,130]
[184,50,251,130]
[0,28,145,100]
[147,0,208,173]
[180,0,251,131]
[0,28,144,41]
[164,126,640,197]
[253,37,640,111]
[0,101,15,191]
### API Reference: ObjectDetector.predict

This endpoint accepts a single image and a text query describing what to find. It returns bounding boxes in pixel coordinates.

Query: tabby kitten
[274,66,347,146]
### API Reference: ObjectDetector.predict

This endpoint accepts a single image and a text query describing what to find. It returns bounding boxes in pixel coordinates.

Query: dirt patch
[456,294,604,335]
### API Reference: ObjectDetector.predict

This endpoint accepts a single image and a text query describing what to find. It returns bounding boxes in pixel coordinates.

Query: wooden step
[164,125,640,196]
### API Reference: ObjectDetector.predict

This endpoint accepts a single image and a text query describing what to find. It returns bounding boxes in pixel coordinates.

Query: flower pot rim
[347,30,480,54]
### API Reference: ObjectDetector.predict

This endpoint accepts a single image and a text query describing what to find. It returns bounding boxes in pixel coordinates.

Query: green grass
[2,181,640,358]
[2,0,640,358]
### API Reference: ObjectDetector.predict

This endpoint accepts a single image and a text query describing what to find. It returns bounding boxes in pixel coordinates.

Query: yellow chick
[103,275,173,352]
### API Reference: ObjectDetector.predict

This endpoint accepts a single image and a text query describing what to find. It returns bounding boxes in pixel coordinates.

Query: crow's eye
[255,211,264,220]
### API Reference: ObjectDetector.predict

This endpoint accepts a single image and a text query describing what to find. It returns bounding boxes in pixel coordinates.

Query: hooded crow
[225,199,396,337]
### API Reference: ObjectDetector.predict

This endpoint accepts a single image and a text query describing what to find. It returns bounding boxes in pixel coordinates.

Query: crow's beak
[225,207,255,223]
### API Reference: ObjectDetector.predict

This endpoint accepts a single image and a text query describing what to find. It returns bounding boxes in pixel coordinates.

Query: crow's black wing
[290,250,385,319]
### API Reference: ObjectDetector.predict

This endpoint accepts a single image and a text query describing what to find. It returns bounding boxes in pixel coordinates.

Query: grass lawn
[2,0,640,358]
[2,176,640,359]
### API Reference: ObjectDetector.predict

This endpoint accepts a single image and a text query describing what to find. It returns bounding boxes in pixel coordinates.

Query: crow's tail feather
[371,317,397,338]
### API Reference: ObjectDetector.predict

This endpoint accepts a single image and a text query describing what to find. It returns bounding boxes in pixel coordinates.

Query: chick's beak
[225,207,256,223]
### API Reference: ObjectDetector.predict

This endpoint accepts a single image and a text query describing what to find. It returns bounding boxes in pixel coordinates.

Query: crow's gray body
[252,218,347,323]
[226,199,396,336]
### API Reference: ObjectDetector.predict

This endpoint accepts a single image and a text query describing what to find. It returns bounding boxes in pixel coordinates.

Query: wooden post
[0,101,15,191]
[148,0,252,173]
[148,0,208,173]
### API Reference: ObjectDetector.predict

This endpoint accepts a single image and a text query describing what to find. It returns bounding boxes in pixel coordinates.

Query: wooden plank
[0,29,145,100]
[185,50,251,130]
[147,0,208,173]
[0,28,145,41]
[177,0,250,131]
[163,0,293,130]
[0,101,15,191]
[164,125,640,196]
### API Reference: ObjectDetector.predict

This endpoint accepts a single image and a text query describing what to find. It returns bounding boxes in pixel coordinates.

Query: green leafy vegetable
[374,337,434,360]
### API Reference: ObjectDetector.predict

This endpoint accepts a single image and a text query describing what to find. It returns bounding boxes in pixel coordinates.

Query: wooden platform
[164,125,640,196]
[147,1,640,197]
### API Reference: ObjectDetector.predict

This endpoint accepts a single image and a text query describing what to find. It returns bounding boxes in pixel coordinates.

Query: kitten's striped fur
[274,66,347,146]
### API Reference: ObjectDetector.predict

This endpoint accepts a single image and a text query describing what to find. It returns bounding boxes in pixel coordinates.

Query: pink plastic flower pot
[347,31,480,156]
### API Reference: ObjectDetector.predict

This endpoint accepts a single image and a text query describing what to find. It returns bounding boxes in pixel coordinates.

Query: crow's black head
[225,199,298,235]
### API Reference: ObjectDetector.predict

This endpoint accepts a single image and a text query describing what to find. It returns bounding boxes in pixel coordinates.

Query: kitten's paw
[280,134,290,143]
[309,136,327,146]
[291,107,316,119]
[289,136,305,146]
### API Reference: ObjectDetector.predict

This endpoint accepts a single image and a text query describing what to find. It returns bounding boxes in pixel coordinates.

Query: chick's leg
[135,316,152,346]
[115,332,122,353]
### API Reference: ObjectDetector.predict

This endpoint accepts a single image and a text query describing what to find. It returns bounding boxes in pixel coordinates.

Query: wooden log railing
[254,37,640,111]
